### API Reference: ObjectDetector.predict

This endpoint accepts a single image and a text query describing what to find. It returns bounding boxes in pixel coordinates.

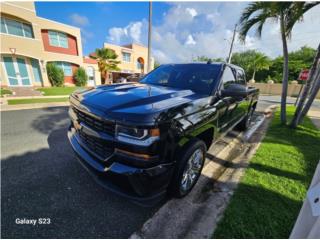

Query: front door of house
[86,67,96,86]
[3,56,31,86]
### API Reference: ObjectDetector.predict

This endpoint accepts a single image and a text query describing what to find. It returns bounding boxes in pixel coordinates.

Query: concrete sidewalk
[0,101,69,111]
[308,110,320,129]
[3,94,70,100]
[0,95,70,111]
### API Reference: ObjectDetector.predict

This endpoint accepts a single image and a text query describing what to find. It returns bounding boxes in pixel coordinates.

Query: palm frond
[285,2,320,36]
[238,2,276,42]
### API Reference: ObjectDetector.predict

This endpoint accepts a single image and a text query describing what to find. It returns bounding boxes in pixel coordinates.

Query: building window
[122,52,131,62]
[54,62,73,76]
[30,59,43,83]
[0,17,34,38]
[48,31,68,48]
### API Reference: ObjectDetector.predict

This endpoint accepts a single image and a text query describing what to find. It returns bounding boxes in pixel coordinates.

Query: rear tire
[169,139,206,198]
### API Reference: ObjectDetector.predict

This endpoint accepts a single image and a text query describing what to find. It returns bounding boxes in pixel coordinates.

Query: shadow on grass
[206,152,306,182]
[212,107,320,238]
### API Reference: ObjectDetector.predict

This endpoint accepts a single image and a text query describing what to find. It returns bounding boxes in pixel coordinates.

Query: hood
[72,83,208,124]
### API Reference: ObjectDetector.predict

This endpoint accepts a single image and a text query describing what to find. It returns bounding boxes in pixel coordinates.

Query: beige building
[83,56,102,86]
[0,1,101,88]
[103,42,154,82]
[1,1,152,89]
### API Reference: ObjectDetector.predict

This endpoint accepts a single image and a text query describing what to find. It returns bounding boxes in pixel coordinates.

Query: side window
[1,17,34,38]
[221,66,236,88]
[48,31,69,48]
[236,70,246,85]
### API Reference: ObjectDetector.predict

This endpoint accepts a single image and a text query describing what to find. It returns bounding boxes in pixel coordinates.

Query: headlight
[116,125,148,139]
[116,125,160,145]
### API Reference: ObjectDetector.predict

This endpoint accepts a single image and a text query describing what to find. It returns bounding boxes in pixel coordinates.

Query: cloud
[107,20,147,44]
[186,8,197,18]
[69,13,90,27]
[185,35,196,45]
[105,2,320,63]
[69,13,93,45]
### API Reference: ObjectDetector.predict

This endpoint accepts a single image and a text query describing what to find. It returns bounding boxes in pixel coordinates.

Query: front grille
[78,130,113,159]
[73,107,114,135]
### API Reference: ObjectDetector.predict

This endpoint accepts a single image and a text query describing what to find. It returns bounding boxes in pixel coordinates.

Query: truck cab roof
[160,62,245,72]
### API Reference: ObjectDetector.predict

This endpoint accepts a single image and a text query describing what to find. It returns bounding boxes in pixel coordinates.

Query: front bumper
[68,127,174,204]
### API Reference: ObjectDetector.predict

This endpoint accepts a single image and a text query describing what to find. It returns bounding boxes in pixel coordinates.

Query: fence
[248,83,320,99]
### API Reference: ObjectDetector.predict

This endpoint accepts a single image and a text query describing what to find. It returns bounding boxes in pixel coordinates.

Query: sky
[35,1,320,63]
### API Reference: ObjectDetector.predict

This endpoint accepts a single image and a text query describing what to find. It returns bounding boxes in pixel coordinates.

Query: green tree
[46,63,64,87]
[74,67,88,87]
[238,1,319,124]
[194,56,225,62]
[154,60,161,68]
[232,50,271,81]
[268,46,316,82]
[90,48,120,84]
[248,52,271,81]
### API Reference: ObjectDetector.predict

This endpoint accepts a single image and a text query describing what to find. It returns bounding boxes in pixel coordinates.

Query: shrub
[46,63,64,87]
[74,67,88,87]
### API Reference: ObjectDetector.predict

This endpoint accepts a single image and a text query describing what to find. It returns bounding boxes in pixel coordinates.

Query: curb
[3,95,70,99]
[130,106,277,239]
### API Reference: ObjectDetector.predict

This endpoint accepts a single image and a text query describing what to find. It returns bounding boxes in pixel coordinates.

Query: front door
[3,56,31,86]
[86,67,95,86]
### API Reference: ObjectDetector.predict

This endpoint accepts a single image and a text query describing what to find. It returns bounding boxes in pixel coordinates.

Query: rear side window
[221,66,236,88]
[236,70,246,85]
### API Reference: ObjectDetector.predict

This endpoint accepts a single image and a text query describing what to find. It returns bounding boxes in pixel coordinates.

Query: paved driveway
[1,107,159,238]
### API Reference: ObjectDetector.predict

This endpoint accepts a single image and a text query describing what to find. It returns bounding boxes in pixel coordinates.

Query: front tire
[169,140,206,198]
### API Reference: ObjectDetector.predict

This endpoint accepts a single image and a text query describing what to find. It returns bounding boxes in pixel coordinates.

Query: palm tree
[90,48,120,84]
[248,52,271,81]
[298,65,320,122]
[238,2,319,124]
[291,43,320,128]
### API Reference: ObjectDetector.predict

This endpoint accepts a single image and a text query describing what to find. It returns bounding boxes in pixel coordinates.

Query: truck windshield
[140,64,222,95]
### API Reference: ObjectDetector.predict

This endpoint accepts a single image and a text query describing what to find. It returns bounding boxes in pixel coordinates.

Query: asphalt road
[1,95,319,238]
[256,95,320,112]
[1,107,159,238]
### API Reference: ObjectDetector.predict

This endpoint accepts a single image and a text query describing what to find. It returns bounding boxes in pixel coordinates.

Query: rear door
[217,65,237,133]
[230,68,249,123]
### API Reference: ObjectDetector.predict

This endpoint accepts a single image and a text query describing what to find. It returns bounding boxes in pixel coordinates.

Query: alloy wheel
[180,148,204,193]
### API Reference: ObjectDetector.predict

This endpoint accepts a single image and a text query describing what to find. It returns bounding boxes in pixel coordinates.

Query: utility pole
[147,1,152,73]
[227,24,237,64]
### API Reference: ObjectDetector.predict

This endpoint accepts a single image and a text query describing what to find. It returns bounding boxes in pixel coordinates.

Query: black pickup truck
[68,62,259,202]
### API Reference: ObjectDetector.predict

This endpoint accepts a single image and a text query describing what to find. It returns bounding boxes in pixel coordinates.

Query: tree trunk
[280,15,289,125]
[251,70,256,81]
[297,64,320,124]
[290,44,320,128]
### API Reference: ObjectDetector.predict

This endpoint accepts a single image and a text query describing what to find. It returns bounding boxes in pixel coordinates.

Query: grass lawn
[8,97,69,105]
[213,106,320,238]
[0,88,12,97]
[37,87,84,96]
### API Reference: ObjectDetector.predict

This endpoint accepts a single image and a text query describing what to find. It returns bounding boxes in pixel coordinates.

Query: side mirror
[220,84,248,98]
